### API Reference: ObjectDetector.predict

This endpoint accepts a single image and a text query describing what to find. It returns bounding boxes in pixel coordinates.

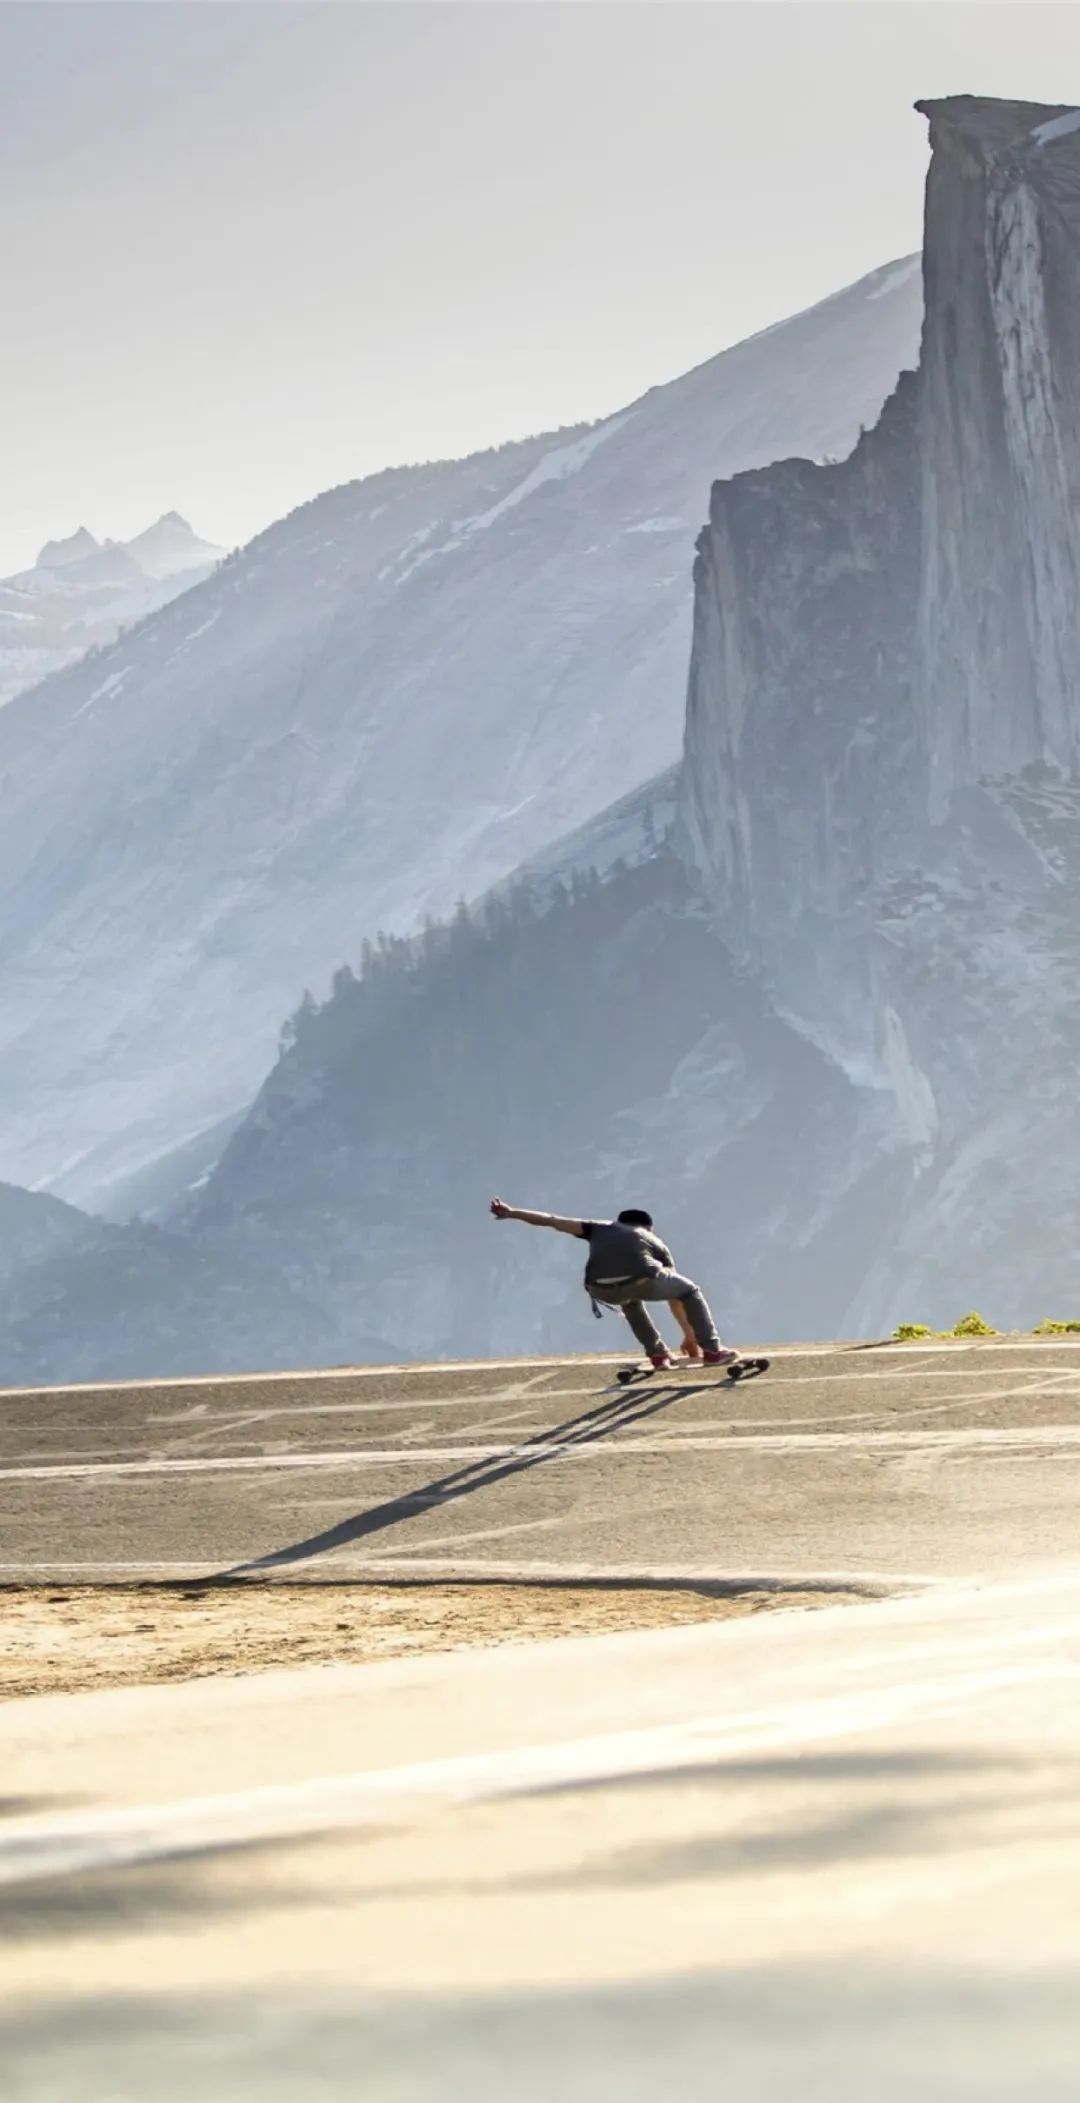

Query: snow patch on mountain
[461,413,634,534]
[74,667,131,719]
[1032,108,1080,147]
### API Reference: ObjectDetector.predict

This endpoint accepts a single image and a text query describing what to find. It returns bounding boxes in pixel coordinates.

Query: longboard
[616,1355,770,1386]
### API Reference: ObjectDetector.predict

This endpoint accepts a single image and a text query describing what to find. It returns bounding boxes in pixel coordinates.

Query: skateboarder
[489,1198,738,1371]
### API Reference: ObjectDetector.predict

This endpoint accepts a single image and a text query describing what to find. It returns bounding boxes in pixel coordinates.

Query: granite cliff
[680,95,1080,1329]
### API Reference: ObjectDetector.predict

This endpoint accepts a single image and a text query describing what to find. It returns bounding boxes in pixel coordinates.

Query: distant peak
[128,512,197,546]
[36,526,101,570]
[123,512,223,579]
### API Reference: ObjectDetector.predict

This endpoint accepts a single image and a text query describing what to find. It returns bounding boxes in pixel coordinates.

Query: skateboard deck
[615,1355,770,1386]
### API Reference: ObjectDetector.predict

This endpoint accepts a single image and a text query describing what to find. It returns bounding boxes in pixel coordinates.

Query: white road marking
[150,1408,291,1456]
[5,1424,1080,1483]
[4,1340,1080,1404]
[7,1382,1075,1473]
[380,1513,565,1556]
[138,1368,1080,1427]
[0,1356,632,1403]
[14,1365,1080,1450]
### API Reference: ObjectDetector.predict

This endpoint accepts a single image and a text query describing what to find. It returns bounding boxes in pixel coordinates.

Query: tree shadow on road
[348,1746,1080,1904]
[0,1797,88,1820]
[0,1828,341,1947]
[207,1382,705,1582]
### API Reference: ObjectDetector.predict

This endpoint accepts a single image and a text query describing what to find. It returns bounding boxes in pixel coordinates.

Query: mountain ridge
[0,256,921,1212]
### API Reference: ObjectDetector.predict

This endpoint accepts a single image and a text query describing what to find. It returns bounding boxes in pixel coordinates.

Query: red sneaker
[648,1349,675,1370]
[702,1348,740,1368]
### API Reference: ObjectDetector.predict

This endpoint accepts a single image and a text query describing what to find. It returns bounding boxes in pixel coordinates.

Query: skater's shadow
[209,1381,704,1581]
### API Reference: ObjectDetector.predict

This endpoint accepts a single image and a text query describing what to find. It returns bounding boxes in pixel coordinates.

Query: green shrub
[950,1311,998,1337]
[891,1312,1070,1342]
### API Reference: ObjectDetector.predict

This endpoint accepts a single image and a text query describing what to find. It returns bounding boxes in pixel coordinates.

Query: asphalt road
[2,1340,1080,2101]
[3,1340,1080,1584]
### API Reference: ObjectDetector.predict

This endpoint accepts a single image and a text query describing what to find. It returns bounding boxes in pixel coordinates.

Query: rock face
[0,261,919,1213]
[679,95,1080,1331]
[916,99,1080,808]
[680,373,922,1083]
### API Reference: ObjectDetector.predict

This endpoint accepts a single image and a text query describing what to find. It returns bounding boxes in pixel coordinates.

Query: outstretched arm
[490,1198,586,1238]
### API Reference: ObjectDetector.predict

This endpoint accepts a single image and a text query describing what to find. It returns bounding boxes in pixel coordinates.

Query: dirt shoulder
[1,1581,863,1700]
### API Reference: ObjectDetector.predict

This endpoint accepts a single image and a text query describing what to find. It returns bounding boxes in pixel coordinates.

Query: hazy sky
[2,1,1079,574]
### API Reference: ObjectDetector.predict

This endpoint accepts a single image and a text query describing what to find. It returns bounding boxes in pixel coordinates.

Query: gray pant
[593,1270,721,1357]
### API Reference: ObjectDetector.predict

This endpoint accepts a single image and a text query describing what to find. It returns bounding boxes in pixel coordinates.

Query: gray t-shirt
[581,1220,674,1290]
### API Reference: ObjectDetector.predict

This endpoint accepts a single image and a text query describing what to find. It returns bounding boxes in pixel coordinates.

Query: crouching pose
[489,1198,737,1372]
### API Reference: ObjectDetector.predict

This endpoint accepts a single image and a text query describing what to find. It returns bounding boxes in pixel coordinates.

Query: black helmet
[617,1208,654,1229]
